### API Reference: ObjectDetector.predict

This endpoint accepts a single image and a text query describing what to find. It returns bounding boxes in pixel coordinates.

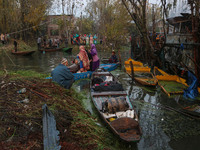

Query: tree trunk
[121,0,155,64]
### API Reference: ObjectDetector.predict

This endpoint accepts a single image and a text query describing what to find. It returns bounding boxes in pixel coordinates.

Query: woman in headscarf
[78,45,90,72]
[90,44,100,71]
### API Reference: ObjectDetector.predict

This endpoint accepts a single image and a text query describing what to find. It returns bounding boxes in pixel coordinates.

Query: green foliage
[0,0,53,38]
[85,0,132,48]
[75,17,95,34]
[8,70,48,79]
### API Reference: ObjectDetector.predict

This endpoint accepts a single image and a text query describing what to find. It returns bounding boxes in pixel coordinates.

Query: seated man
[51,58,74,89]
[109,50,118,63]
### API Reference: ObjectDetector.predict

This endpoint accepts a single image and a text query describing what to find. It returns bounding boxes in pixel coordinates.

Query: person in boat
[77,45,90,72]
[68,58,80,73]
[90,44,100,71]
[56,38,60,48]
[51,58,74,89]
[86,48,93,71]
[43,37,47,48]
[109,50,118,63]
[14,39,18,52]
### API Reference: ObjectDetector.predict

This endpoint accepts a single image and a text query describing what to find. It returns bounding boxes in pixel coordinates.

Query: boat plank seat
[91,91,127,97]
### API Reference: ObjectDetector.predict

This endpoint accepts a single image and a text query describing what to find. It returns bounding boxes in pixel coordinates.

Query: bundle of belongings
[102,97,129,114]
[92,77,124,92]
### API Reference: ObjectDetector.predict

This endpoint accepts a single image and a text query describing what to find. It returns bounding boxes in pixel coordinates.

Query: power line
[7,16,63,35]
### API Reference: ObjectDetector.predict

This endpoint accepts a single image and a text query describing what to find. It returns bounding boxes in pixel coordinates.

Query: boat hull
[62,47,73,53]
[11,50,35,56]
[90,69,142,142]
[39,48,62,52]
[124,59,158,87]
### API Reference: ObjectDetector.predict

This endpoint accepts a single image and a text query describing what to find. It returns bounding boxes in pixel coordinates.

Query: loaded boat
[90,68,142,142]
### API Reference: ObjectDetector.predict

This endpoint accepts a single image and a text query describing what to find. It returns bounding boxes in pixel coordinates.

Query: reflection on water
[1,47,200,150]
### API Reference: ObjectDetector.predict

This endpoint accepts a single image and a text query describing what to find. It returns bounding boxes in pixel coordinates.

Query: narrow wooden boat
[74,63,119,80]
[124,59,158,87]
[124,58,144,68]
[90,69,142,142]
[11,50,35,56]
[99,63,119,72]
[62,47,73,53]
[39,48,62,52]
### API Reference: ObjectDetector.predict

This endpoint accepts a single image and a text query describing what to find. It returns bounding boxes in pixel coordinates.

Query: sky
[51,0,189,18]
[50,0,88,17]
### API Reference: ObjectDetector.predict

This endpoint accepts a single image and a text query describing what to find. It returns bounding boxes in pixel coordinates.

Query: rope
[136,99,200,120]
[6,16,64,35]
[2,47,16,66]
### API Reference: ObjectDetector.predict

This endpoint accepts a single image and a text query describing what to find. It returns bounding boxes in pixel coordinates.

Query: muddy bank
[0,70,138,150]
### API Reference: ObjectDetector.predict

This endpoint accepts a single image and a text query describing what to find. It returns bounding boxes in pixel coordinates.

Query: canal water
[1,47,200,150]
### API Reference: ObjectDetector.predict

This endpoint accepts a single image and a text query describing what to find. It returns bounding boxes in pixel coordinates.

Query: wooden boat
[74,63,119,80]
[124,59,158,87]
[124,58,144,68]
[90,69,142,142]
[154,67,190,96]
[62,47,73,53]
[11,50,35,56]
[39,47,62,52]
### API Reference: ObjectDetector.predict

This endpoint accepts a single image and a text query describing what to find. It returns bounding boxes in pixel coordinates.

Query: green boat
[62,47,73,53]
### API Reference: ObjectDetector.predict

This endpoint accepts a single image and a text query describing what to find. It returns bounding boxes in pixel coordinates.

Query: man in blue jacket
[51,58,74,89]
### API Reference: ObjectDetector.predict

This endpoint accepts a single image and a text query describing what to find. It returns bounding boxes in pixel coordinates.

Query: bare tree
[121,0,155,63]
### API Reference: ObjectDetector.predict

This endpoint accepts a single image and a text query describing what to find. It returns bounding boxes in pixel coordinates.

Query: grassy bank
[0,39,37,52]
[0,70,137,150]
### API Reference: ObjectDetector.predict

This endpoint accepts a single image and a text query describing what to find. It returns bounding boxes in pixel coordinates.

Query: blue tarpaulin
[43,104,61,150]
[184,71,199,99]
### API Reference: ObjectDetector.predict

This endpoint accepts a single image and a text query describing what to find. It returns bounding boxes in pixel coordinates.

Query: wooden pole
[130,61,134,82]
[118,49,122,69]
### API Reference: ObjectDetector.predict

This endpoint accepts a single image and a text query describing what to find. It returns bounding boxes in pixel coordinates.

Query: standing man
[37,36,41,50]
[14,39,18,52]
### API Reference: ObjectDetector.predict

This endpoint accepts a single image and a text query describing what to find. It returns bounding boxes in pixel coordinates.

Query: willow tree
[0,0,53,40]
[86,0,132,49]
[19,0,53,40]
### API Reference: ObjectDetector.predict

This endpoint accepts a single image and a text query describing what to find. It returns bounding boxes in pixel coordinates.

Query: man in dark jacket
[51,58,74,89]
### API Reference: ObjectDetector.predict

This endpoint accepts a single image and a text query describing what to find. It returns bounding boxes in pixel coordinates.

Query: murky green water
[1,47,200,150]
